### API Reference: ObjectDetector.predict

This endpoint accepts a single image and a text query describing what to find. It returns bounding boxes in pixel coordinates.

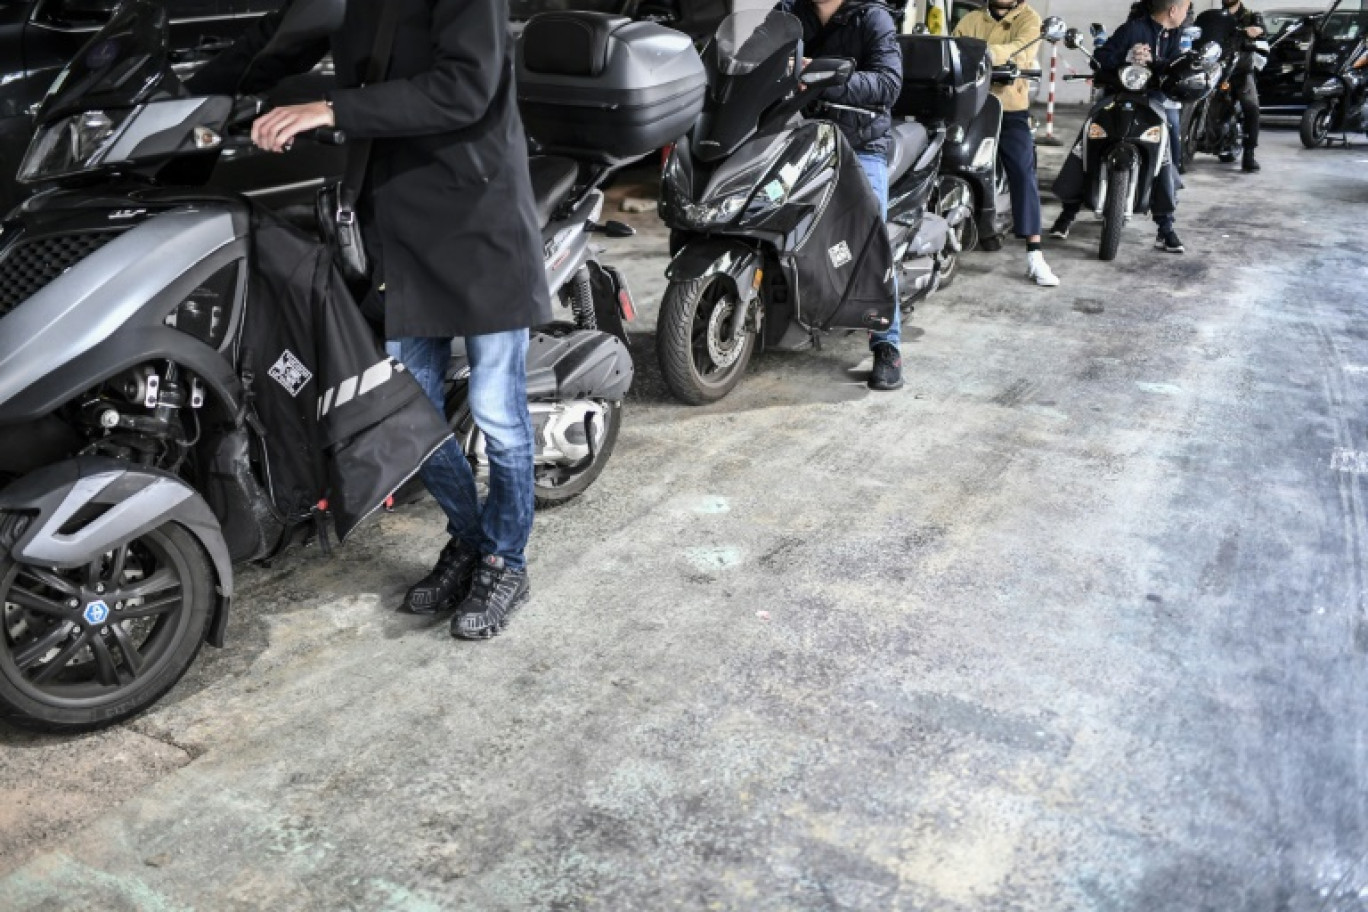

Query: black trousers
[1000,111,1043,238]
[1235,72,1260,150]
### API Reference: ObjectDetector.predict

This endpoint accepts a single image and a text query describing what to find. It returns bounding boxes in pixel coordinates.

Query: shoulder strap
[342,2,403,197]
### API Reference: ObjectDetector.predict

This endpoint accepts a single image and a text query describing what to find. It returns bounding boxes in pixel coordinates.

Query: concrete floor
[3,111,1368,910]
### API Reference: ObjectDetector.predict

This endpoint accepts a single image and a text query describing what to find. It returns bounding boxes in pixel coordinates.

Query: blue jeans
[1000,111,1042,238]
[387,332,534,571]
[856,150,901,350]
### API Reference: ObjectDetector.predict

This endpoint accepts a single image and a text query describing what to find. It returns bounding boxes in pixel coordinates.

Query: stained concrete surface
[2,111,1367,910]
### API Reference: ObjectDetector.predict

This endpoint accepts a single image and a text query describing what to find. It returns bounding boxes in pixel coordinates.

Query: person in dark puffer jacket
[779,0,905,391]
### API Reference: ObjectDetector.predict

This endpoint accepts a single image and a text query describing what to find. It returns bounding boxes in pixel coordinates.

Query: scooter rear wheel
[1179,102,1200,172]
[933,176,977,289]
[0,516,213,733]
[530,400,622,508]
[656,274,756,406]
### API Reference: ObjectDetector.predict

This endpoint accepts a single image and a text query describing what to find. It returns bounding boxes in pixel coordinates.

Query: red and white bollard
[1038,42,1062,146]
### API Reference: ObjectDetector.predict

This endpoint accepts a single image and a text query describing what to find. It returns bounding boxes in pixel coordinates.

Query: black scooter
[657,8,903,405]
[932,20,1064,255]
[1180,31,1270,168]
[1300,0,1368,148]
[1059,29,1221,261]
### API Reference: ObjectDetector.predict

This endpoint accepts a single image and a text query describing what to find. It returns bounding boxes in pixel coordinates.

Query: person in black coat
[192,0,549,638]
[777,0,905,392]
[1198,0,1266,172]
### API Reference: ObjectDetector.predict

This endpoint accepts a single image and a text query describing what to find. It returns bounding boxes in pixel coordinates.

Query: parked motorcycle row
[0,0,1355,732]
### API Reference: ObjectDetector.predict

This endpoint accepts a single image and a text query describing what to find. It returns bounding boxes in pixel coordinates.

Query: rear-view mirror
[800,56,854,88]
[1064,27,1083,50]
[1041,16,1067,43]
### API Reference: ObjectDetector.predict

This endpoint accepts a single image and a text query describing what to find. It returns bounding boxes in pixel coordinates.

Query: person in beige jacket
[954,0,1059,287]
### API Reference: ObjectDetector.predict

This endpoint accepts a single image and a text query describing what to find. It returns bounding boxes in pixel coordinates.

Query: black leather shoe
[400,539,479,615]
[868,342,904,392]
[1242,153,1260,172]
[452,556,530,639]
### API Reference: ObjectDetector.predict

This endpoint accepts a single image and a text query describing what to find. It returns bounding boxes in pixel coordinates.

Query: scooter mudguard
[525,330,634,402]
[0,457,235,647]
[1105,143,1139,172]
[587,260,634,346]
[666,240,763,305]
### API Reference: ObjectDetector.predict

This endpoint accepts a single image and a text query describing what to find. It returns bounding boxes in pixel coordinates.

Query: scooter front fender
[1105,142,1139,172]
[0,457,234,647]
[665,240,763,307]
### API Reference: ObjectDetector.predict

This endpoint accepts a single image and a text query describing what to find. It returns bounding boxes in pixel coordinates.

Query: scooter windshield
[715,9,803,76]
[1320,0,1366,40]
[34,0,173,124]
[693,10,803,162]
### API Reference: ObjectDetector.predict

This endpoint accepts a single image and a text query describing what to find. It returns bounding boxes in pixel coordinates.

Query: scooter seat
[888,120,930,185]
[529,155,580,227]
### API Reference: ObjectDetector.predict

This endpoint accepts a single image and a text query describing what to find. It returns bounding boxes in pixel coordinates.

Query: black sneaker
[1242,152,1260,173]
[1049,212,1075,240]
[400,538,479,615]
[1218,151,1237,164]
[452,556,530,639]
[1155,230,1185,254]
[868,342,904,392]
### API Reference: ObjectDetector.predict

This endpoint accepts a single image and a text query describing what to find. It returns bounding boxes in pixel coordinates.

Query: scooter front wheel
[1098,164,1130,262]
[0,515,213,733]
[1301,101,1333,149]
[656,274,756,406]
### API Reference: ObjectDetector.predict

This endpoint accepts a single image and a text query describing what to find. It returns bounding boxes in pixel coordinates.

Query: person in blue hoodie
[1048,0,1191,253]
[780,0,905,391]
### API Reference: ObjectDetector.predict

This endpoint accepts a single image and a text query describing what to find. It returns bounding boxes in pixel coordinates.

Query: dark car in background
[1258,6,1327,117]
[0,0,342,215]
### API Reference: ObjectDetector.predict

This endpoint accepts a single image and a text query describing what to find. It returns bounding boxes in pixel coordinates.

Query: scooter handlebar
[814,100,879,120]
[991,65,1043,83]
[306,127,348,146]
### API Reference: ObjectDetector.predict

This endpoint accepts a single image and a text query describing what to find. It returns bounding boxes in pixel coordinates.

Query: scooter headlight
[1087,123,1108,140]
[971,137,997,170]
[18,109,133,182]
[1119,65,1152,91]
[691,194,749,226]
[1139,125,1165,143]
[687,148,784,227]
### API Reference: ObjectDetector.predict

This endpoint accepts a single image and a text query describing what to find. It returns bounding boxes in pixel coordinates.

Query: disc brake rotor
[706,297,745,369]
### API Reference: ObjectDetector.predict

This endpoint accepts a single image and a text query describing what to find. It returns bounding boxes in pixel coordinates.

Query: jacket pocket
[441,136,500,188]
